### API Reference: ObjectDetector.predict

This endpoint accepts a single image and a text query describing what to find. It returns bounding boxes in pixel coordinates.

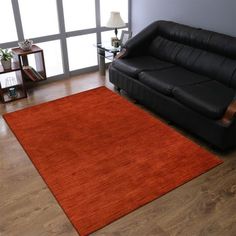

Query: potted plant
[0,48,13,70]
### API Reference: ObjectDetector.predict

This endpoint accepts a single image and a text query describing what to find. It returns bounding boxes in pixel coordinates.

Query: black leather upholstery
[113,56,174,78]
[148,36,236,87]
[139,67,211,95]
[125,20,236,59]
[109,20,236,149]
[173,80,235,119]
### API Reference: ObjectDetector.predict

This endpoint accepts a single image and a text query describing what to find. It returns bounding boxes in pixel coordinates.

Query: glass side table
[96,42,121,75]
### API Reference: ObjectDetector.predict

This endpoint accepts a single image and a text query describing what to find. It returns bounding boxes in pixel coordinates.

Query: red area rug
[3,87,222,236]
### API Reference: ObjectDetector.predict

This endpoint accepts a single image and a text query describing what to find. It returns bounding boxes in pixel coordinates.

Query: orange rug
[3,87,222,236]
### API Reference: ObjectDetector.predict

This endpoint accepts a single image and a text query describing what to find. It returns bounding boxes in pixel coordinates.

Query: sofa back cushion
[155,21,236,59]
[148,21,236,88]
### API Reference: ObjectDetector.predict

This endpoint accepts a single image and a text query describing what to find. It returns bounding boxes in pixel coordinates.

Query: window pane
[63,0,96,32]
[0,0,17,43]
[27,40,63,77]
[67,34,97,71]
[100,0,128,26]
[18,0,59,38]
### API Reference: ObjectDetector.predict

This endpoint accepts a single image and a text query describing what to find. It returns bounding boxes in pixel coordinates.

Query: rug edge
[2,86,107,117]
[85,159,223,235]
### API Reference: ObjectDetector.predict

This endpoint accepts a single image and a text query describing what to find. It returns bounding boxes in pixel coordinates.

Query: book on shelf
[23,66,45,81]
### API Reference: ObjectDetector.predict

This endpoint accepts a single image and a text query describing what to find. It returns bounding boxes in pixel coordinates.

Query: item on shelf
[120,30,132,47]
[1,60,11,70]
[18,39,33,51]
[8,87,17,98]
[113,40,120,48]
[111,37,118,47]
[23,65,45,81]
[0,48,13,70]
[0,64,26,103]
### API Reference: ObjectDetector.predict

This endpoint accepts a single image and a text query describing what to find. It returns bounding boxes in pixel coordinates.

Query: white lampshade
[106,11,125,28]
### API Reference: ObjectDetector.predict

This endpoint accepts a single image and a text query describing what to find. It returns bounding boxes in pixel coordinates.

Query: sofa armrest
[221,100,236,125]
[122,21,161,58]
[115,48,127,60]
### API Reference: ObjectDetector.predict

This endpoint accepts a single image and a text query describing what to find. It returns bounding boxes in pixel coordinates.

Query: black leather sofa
[109,20,236,150]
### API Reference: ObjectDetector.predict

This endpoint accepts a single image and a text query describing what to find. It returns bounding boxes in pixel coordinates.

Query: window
[0,0,18,43]
[67,34,97,71]
[36,41,64,77]
[63,0,96,32]
[0,0,130,78]
[18,0,59,38]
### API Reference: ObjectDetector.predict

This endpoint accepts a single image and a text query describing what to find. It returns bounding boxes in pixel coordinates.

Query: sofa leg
[114,86,121,92]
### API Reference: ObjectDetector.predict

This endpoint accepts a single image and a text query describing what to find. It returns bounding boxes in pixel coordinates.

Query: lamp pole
[115,28,118,38]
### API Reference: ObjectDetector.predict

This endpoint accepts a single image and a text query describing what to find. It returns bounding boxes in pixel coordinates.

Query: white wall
[131,0,236,36]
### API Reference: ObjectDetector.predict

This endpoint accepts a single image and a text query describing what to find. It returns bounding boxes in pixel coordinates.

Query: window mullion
[128,0,132,32]
[56,0,70,78]
[11,0,24,41]
[95,0,102,44]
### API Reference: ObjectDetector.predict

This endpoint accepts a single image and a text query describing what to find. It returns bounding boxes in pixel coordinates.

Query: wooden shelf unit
[0,45,47,103]
[12,45,47,83]
[0,63,27,103]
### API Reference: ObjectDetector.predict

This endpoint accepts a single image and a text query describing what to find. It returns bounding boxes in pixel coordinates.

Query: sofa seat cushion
[139,67,211,95]
[173,80,235,119]
[113,56,174,78]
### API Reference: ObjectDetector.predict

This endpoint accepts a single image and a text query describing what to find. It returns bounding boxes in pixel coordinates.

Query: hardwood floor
[0,71,236,236]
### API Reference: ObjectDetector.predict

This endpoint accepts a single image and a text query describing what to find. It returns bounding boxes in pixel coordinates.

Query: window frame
[0,0,131,79]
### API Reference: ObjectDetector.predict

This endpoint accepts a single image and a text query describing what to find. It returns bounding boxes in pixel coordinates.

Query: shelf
[0,68,27,103]
[0,74,27,103]
[1,84,22,92]
[11,45,43,56]
[0,62,21,74]
[1,44,46,103]
[2,88,27,103]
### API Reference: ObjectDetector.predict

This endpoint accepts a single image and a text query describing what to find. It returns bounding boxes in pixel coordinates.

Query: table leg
[98,48,106,76]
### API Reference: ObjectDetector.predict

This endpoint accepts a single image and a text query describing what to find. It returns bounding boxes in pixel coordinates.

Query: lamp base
[111,37,120,47]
